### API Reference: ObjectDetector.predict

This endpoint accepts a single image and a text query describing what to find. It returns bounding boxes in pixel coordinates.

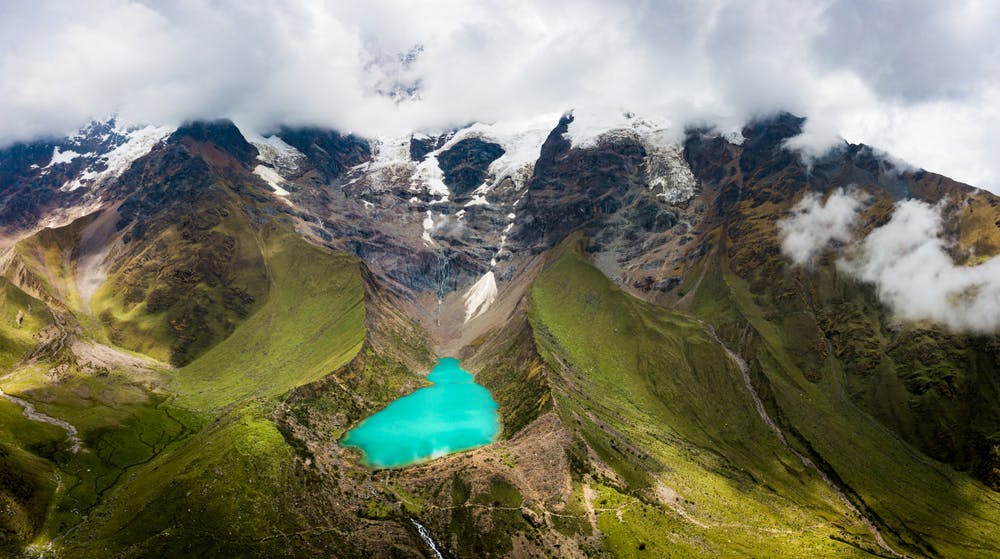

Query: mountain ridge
[0,110,999,557]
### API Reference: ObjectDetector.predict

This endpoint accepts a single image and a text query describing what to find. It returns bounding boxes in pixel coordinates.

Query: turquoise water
[341,357,500,468]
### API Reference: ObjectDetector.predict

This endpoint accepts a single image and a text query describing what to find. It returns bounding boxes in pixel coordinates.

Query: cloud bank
[780,190,1000,333]
[2,1,1000,190]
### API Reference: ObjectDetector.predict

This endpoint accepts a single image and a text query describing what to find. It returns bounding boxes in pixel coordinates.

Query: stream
[704,324,906,559]
[0,388,82,453]
[411,519,444,559]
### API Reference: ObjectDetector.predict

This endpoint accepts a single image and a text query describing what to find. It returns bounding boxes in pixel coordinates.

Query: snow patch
[722,129,746,145]
[463,271,497,322]
[560,108,698,204]
[371,136,412,167]
[645,144,698,205]
[411,154,449,200]
[563,107,677,149]
[247,133,305,175]
[356,135,416,192]
[62,125,174,191]
[412,115,557,198]
[253,165,291,196]
[44,146,83,168]
[422,210,436,245]
[465,194,489,207]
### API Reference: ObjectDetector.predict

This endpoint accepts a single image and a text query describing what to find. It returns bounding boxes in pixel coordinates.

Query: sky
[2,0,1000,190]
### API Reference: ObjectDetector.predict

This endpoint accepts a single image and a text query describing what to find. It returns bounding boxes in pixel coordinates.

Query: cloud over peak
[2,1,999,190]
[780,189,1000,334]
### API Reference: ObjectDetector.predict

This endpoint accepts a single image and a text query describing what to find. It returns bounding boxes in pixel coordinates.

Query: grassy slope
[89,197,270,366]
[688,242,1000,558]
[53,223,369,556]
[0,207,372,556]
[8,215,97,312]
[174,222,365,411]
[0,399,61,553]
[0,279,51,370]
[529,238,878,557]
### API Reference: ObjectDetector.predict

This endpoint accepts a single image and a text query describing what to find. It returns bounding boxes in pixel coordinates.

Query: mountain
[0,110,998,558]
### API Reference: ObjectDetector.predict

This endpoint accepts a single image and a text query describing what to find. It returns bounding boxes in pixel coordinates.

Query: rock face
[275,126,372,180]
[409,133,448,161]
[172,120,259,166]
[436,137,505,198]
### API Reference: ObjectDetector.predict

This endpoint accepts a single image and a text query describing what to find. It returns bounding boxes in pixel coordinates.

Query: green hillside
[529,237,882,557]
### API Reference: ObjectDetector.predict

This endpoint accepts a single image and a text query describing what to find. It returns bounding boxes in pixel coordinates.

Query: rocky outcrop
[436,137,505,198]
[275,126,371,180]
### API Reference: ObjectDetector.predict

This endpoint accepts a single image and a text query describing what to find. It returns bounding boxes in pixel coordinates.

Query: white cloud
[778,187,866,265]
[841,199,1000,333]
[1,1,999,190]
[780,192,1000,333]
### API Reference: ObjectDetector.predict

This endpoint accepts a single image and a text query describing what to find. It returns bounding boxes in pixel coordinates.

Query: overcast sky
[2,0,999,190]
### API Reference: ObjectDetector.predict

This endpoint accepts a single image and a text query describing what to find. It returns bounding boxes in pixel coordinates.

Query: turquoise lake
[341,357,500,468]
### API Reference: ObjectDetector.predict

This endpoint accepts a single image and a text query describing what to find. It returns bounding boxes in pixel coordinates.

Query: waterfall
[411,519,444,559]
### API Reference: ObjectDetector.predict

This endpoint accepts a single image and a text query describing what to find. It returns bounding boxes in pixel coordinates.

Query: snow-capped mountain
[2,109,1000,558]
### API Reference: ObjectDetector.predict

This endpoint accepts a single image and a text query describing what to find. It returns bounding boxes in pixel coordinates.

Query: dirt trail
[703,323,907,559]
[0,388,82,453]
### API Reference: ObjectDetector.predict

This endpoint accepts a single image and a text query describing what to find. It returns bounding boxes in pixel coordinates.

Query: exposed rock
[436,137,505,197]
[276,126,371,180]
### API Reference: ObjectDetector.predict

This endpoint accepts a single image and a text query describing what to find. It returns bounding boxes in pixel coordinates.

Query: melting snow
[564,107,678,149]
[465,194,489,207]
[62,125,174,191]
[644,144,698,205]
[408,115,557,200]
[355,135,417,192]
[444,116,556,193]
[422,210,436,245]
[44,147,83,168]
[371,136,412,167]
[562,108,698,204]
[247,133,305,174]
[253,165,291,196]
[412,154,449,200]
[463,271,497,322]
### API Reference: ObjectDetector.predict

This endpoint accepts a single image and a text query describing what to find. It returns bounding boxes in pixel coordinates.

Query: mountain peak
[172,119,258,166]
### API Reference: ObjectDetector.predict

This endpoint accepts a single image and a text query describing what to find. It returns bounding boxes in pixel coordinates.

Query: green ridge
[529,238,880,556]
